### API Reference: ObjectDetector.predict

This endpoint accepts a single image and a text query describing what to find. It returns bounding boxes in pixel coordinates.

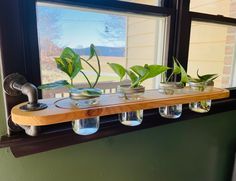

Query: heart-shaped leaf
[70,88,102,97]
[108,62,126,81]
[130,65,148,78]
[54,47,83,80]
[38,80,70,89]
[143,64,169,80]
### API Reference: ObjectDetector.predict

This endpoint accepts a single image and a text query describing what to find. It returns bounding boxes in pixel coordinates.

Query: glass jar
[158,82,183,119]
[188,81,213,113]
[72,117,99,135]
[117,85,144,126]
[70,90,100,135]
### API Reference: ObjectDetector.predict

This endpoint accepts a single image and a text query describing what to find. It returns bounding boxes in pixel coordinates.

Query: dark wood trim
[174,0,191,72]
[38,0,174,17]
[0,0,41,134]
[190,12,236,26]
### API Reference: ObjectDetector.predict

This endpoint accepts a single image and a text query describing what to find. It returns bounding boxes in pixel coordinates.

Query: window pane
[190,0,236,18]
[188,21,236,88]
[36,2,168,98]
[118,0,162,6]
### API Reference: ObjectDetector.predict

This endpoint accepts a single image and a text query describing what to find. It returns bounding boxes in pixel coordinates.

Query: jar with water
[159,82,183,119]
[70,89,100,135]
[189,81,213,113]
[117,85,144,126]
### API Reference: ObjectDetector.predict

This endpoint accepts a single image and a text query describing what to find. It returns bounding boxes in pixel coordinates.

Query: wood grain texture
[11,87,229,126]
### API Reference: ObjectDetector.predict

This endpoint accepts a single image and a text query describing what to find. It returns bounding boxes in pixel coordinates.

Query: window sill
[0,88,234,157]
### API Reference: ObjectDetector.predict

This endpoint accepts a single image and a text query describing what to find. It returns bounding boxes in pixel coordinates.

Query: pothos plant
[188,70,218,109]
[38,44,102,97]
[188,70,218,85]
[164,57,188,85]
[107,63,169,88]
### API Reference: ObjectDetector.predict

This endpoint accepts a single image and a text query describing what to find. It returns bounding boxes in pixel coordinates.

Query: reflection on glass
[118,0,162,6]
[188,21,236,88]
[36,2,167,99]
[190,0,236,18]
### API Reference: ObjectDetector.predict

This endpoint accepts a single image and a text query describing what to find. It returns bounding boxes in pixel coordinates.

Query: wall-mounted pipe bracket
[3,73,47,136]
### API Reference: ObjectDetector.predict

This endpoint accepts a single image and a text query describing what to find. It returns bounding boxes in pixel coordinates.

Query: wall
[0,76,236,181]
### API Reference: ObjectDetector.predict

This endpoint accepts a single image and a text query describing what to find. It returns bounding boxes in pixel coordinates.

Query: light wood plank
[11,87,229,126]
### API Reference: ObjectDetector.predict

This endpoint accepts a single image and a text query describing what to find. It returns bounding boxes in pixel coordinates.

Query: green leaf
[55,58,67,73]
[174,58,188,84]
[87,44,96,61]
[70,88,102,97]
[179,64,188,83]
[60,47,77,60]
[38,80,70,90]
[139,64,169,84]
[107,63,126,81]
[173,57,181,74]
[130,65,148,78]
[54,47,83,80]
[70,54,82,79]
[81,88,102,97]
[144,64,169,80]
[197,69,218,82]
[126,70,139,87]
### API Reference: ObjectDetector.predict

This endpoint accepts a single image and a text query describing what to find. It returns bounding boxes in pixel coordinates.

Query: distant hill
[74,46,125,57]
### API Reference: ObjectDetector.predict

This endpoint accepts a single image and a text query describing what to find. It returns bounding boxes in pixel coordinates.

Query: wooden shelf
[11,87,229,126]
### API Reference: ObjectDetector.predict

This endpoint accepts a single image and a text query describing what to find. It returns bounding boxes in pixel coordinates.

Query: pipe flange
[19,103,48,111]
[3,73,27,96]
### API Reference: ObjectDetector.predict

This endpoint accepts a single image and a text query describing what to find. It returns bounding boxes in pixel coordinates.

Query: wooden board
[11,87,229,126]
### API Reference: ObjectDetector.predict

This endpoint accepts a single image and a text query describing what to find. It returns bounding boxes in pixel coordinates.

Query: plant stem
[80,71,92,88]
[166,72,174,82]
[70,78,74,87]
[92,52,101,88]
[81,58,99,74]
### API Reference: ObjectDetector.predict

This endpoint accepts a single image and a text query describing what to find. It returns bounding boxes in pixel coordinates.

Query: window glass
[118,0,162,6]
[190,0,236,18]
[36,2,168,98]
[188,21,236,88]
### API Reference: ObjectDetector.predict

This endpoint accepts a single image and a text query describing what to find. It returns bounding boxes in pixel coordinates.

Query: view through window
[188,22,236,88]
[188,0,236,88]
[190,0,236,18]
[118,0,162,6]
[36,2,168,98]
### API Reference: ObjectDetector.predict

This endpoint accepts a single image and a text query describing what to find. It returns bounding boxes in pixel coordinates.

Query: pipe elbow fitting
[21,83,38,105]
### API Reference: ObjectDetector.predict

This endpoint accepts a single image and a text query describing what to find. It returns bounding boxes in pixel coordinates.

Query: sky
[37,3,126,48]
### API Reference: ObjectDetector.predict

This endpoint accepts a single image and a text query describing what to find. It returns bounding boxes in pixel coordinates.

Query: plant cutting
[159,57,188,119]
[188,70,218,113]
[39,44,102,135]
[108,62,169,126]
[38,44,102,98]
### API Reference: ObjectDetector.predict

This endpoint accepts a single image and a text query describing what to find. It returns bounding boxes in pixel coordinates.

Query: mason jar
[158,82,183,119]
[117,85,144,126]
[70,90,100,135]
[188,81,213,113]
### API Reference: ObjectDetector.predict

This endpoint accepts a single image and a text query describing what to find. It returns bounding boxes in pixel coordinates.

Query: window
[119,0,162,6]
[36,2,168,98]
[1,0,236,156]
[190,0,236,18]
[188,21,236,88]
[188,0,236,89]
